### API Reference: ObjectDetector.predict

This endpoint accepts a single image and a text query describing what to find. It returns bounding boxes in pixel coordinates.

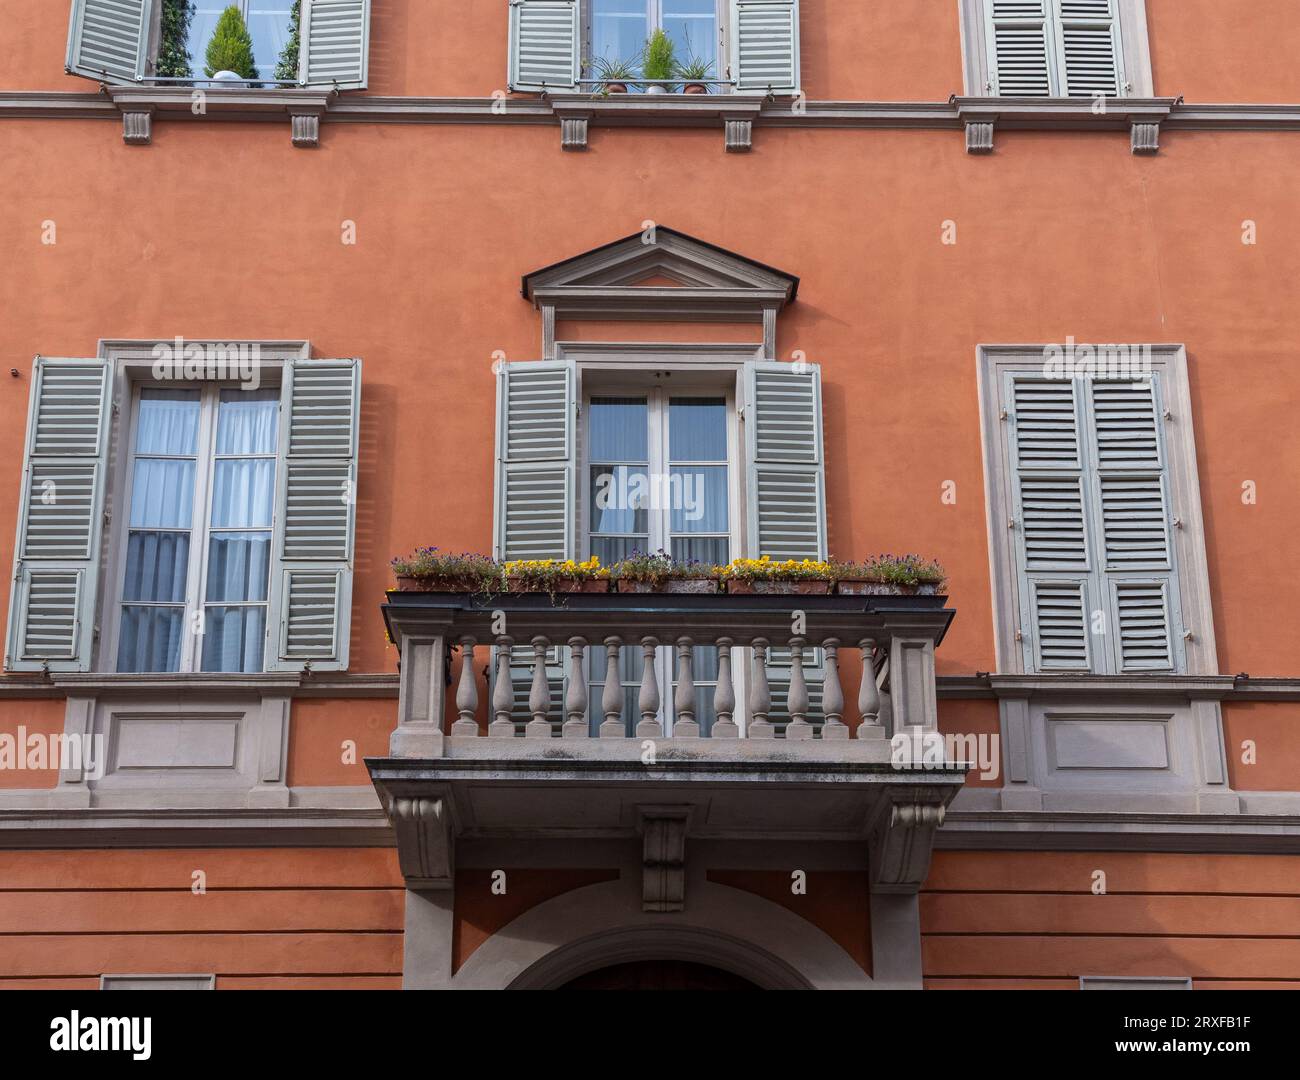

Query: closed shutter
[5,358,113,672]
[1056,0,1121,97]
[1087,378,1180,671]
[507,0,579,93]
[299,0,371,89]
[986,0,1052,95]
[267,359,360,671]
[65,0,155,83]
[730,0,801,96]
[1007,375,1093,671]
[743,360,826,729]
[1006,372,1183,674]
[493,360,576,730]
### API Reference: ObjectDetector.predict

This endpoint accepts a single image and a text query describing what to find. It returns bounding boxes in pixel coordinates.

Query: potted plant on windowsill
[722,557,834,595]
[591,54,639,95]
[504,558,609,595]
[391,548,500,592]
[833,555,946,596]
[676,54,714,95]
[642,29,676,94]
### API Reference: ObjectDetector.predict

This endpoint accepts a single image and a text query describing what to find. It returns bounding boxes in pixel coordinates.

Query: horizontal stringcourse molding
[0,671,399,699]
[5,90,1300,149]
[936,674,1300,701]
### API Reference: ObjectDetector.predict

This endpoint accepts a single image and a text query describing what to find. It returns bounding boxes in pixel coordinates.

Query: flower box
[836,580,939,596]
[615,580,658,594]
[561,578,611,593]
[663,577,720,594]
[394,574,490,592]
[725,579,832,595]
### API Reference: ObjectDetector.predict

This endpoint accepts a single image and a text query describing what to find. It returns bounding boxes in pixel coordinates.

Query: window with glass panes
[586,0,721,90]
[116,386,279,673]
[586,389,733,735]
[188,1,297,81]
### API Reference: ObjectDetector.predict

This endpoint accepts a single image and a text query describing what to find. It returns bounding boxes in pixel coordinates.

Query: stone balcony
[369,591,967,895]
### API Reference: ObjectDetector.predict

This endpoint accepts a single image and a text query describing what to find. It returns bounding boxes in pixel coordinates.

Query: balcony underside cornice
[4,90,1300,151]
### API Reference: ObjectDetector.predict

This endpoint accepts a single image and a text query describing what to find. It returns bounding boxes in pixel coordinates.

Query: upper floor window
[960,0,1153,98]
[508,0,800,96]
[65,0,371,90]
[117,386,279,673]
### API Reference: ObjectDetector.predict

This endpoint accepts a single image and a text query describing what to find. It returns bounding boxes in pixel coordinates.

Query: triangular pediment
[522,227,798,319]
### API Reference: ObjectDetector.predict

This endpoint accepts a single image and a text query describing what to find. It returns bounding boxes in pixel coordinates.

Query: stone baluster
[785,637,813,740]
[564,637,589,738]
[857,638,885,739]
[526,636,553,738]
[749,638,774,739]
[712,638,738,738]
[821,637,849,740]
[600,637,625,738]
[673,637,699,738]
[452,635,479,736]
[637,636,662,738]
[489,636,516,737]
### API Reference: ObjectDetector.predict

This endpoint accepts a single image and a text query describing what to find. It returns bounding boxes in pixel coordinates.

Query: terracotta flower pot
[726,579,831,595]
[506,575,545,593]
[615,579,659,593]
[395,574,487,592]
[603,82,628,94]
[683,83,708,95]
[554,578,610,593]
[662,577,719,594]
[395,574,424,591]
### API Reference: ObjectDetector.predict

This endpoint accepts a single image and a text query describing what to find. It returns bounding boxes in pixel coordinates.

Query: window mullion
[1077,380,1115,675]
[183,387,219,673]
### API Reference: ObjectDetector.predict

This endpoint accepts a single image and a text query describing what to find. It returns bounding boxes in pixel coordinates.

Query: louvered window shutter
[267,359,360,672]
[743,361,826,729]
[1087,377,1181,672]
[5,358,113,672]
[730,0,801,96]
[299,0,372,89]
[493,360,576,730]
[1055,0,1122,97]
[65,0,155,83]
[1007,374,1095,671]
[507,0,579,93]
[985,0,1052,96]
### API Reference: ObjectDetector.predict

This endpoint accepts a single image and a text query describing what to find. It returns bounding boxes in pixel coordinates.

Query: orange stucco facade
[1,0,1299,991]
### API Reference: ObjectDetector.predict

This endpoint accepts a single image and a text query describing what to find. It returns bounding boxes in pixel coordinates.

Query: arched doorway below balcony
[558,959,761,991]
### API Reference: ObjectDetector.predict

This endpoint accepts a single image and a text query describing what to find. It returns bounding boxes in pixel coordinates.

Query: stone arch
[451,877,873,990]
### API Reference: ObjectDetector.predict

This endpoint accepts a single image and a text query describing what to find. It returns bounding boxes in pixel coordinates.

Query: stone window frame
[976,343,1218,679]
[957,0,1155,99]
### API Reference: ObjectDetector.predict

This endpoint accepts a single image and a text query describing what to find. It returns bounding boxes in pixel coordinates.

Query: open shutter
[1007,374,1094,672]
[66,0,155,83]
[268,359,360,672]
[986,0,1052,96]
[5,358,113,672]
[493,360,575,730]
[1055,0,1121,97]
[299,0,371,89]
[730,0,801,96]
[743,361,825,729]
[508,0,579,93]
[1087,377,1181,672]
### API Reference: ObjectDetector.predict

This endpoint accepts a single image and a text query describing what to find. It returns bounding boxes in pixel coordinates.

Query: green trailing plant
[642,28,676,89]
[204,4,258,80]
[156,0,196,80]
[274,0,301,83]
[831,555,947,587]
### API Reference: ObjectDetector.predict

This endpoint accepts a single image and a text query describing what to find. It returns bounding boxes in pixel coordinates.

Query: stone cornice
[5,90,1300,151]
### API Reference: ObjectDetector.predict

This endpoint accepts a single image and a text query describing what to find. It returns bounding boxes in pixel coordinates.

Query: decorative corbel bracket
[964,119,994,154]
[867,787,953,894]
[639,806,690,912]
[386,792,456,890]
[121,106,154,145]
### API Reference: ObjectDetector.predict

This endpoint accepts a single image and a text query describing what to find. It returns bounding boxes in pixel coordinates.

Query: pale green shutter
[1007,374,1095,671]
[508,0,580,93]
[743,360,826,729]
[5,358,113,672]
[730,0,801,96]
[986,1,1052,96]
[1055,0,1122,97]
[299,0,371,89]
[493,360,575,729]
[1087,377,1181,672]
[65,0,155,83]
[267,359,360,672]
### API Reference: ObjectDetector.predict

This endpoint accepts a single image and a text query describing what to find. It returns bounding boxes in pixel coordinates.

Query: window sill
[952,95,1180,154]
[105,84,333,146]
[549,94,763,151]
